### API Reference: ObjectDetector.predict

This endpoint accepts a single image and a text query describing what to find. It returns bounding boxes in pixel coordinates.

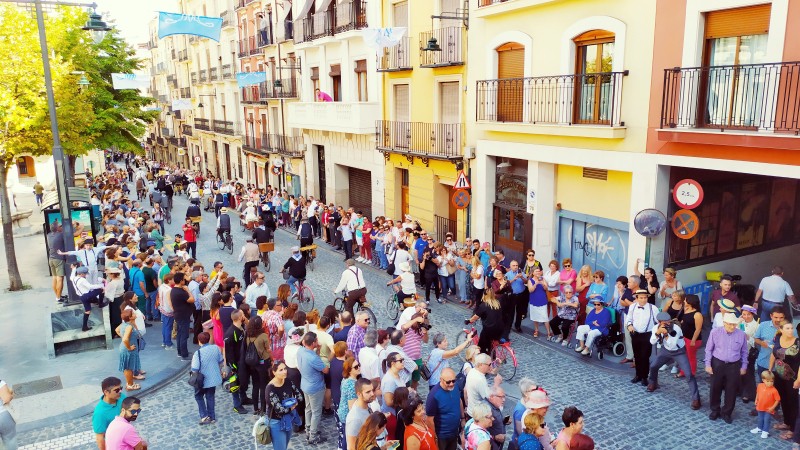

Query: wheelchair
[590,312,626,360]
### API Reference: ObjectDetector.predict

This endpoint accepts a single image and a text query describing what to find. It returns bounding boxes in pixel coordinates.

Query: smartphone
[387,441,400,450]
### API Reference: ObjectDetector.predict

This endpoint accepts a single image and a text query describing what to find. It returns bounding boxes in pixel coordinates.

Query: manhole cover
[12,376,63,398]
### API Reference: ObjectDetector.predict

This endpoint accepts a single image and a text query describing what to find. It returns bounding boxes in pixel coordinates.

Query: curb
[16,359,191,434]
[12,229,43,238]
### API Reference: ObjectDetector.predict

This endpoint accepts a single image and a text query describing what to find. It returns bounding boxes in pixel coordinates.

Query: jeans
[161,315,174,347]
[186,241,197,259]
[648,348,700,401]
[269,418,293,450]
[194,386,216,420]
[287,276,298,294]
[342,240,353,260]
[0,411,17,450]
[249,363,269,412]
[437,435,459,450]
[146,291,160,320]
[304,388,325,437]
[439,275,455,298]
[176,317,191,357]
[757,411,772,432]
[376,248,388,269]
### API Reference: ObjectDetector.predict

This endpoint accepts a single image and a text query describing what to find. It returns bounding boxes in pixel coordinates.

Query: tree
[0,5,153,290]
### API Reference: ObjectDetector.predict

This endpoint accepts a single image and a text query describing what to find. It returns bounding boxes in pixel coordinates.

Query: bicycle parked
[333,290,377,331]
[455,322,518,381]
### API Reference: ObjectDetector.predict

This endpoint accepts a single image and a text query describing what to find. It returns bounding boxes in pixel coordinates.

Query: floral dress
[464,419,491,450]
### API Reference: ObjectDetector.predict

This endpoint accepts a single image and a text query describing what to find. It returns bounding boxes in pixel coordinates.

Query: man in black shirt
[333,311,353,343]
[282,246,307,293]
[252,221,273,244]
[224,309,248,414]
[170,272,195,360]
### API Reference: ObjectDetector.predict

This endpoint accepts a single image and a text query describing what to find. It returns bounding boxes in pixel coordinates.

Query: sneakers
[580,348,590,356]
[199,416,212,425]
[761,431,769,439]
[574,345,584,352]
[670,366,679,374]
[308,435,327,444]
[561,340,569,347]
[233,406,247,414]
[554,336,563,343]
[750,428,762,434]
[659,364,669,372]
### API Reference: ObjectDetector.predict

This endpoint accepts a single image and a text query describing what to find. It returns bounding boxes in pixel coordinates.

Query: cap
[656,311,672,322]
[76,266,89,274]
[291,246,300,253]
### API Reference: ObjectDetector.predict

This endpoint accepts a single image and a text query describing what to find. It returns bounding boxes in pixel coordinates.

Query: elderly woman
[549,286,579,345]
[426,331,474,387]
[465,402,494,450]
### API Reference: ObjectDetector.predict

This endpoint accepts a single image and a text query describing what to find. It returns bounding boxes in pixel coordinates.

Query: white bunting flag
[111,73,150,90]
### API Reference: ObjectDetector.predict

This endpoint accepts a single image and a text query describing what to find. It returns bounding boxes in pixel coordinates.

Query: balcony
[156,137,165,146]
[248,36,263,55]
[178,49,188,62]
[334,0,367,33]
[377,36,412,72]
[288,102,381,134]
[294,0,366,44]
[475,71,628,138]
[194,118,210,131]
[659,61,800,149]
[243,133,269,155]
[238,41,249,58]
[147,40,157,49]
[209,67,219,81]
[171,49,177,60]
[190,72,197,84]
[213,120,236,135]
[169,137,187,147]
[222,64,234,80]
[174,110,183,120]
[419,27,465,68]
[266,134,305,158]
[236,0,246,9]
[241,86,260,104]
[182,124,193,136]
[257,26,273,47]
[375,121,462,159]
[179,87,191,98]
[311,7,335,39]
[166,75,177,89]
[260,79,298,99]
[199,69,208,83]
[220,11,233,28]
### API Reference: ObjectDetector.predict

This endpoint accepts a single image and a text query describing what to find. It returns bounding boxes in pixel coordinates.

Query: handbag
[137,335,146,351]
[420,352,444,382]
[187,350,204,388]
[386,251,397,276]
[775,359,797,381]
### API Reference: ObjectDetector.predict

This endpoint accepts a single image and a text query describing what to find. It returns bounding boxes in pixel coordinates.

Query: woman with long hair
[469,254,485,310]
[116,309,141,391]
[574,265,593,326]
[245,316,272,415]
[466,289,504,355]
[277,283,291,307]
[355,411,392,450]
[209,293,224,351]
[381,352,406,414]
[336,354,361,450]
[769,320,800,440]
[265,359,304,450]
[634,259,660,306]
[282,302,298,332]
[121,291,147,380]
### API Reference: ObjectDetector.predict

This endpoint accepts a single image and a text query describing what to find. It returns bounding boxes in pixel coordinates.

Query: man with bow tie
[626,289,659,386]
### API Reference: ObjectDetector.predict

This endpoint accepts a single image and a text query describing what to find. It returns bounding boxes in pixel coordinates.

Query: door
[393,84,410,148]
[400,168,409,218]
[557,215,629,302]
[574,30,615,124]
[496,43,524,122]
[492,205,531,264]
[224,143,232,180]
[438,82,460,155]
[348,167,373,218]
[317,145,327,203]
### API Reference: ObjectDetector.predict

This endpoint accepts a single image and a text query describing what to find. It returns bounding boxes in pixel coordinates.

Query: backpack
[252,416,272,445]
[455,363,470,396]
[244,339,259,366]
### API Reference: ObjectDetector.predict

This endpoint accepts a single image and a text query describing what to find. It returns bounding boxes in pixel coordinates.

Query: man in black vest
[217,207,232,243]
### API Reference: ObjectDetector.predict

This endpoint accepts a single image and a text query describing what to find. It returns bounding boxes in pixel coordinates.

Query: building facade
[379,0,468,240]
[287,0,382,215]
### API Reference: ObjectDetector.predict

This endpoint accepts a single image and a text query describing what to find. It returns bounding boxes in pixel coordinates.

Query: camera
[425,307,432,314]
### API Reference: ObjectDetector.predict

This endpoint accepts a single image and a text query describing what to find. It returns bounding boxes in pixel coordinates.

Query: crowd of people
[28,153,799,450]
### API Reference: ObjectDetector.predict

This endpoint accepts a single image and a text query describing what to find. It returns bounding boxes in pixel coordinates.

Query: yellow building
[465,0,657,283]
[379,0,468,241]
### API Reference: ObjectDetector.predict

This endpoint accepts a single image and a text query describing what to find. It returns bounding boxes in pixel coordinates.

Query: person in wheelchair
[574,298,612,356]
[216,206,232,242]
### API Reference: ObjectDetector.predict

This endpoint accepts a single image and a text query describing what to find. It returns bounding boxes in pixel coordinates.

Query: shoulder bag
[386,250,398,276]
[188,349,204,388]
[421,351,444,381]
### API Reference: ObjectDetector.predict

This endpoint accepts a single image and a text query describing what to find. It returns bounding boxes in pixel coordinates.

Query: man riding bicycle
[282,246,307,294]
[252,219,274,243]
[296,217,314,259]
[217,206,232,243]
[334,259,368,314]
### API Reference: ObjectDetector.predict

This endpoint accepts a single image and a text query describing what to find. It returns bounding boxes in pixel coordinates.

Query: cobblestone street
[16,191,783,450]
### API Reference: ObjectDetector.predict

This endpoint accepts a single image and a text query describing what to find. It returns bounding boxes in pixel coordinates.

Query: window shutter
[394,84,410,121]
[439,82,459,123]
[311,67,319,80]
[497,44,524,79]
[705,4,771,39]
[354,59,367,73]
[393,1,408,28]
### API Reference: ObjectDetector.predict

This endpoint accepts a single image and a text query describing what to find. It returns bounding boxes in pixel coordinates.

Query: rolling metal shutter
[705,4,771,39]
[440,82,460,123]
[348,167,373,218]
[393,1,408,28]
[497,43,524,79]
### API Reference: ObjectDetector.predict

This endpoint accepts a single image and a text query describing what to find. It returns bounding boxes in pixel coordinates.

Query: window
[16,157,29,175]
[702,4,771,129]
[355,60,367,102]
[393,1,408,28]
[330,64,341,102]
[496,42,524,122]
[394,84,410,121]
[573,30,614,124]
[439,81,459,123]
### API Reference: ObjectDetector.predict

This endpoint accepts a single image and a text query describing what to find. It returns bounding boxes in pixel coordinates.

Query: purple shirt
[346,325,367,361]
[704,326,749,370]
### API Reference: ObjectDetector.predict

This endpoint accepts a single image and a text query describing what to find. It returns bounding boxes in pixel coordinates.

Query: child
[751,370,781,439]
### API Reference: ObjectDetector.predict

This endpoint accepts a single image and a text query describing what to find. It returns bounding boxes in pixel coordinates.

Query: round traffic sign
[673,179,704,210]
[671,209,700,240]
[193,156,201,163]
[271,165,282,175]
[451,189,471,210]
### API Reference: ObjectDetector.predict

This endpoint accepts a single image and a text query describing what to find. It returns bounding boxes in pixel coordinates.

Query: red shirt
[182,224,197,242]
[756,383,781,412]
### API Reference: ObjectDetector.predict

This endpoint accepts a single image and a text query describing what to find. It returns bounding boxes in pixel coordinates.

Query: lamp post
[2,0,110,299]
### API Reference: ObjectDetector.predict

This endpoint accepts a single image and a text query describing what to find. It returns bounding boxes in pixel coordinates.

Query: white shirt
[436,253,452,277]
[397,272,416,295]
[359,346,381,380]
[334,267,366,294]
[391,249,413,276]
[649,322,684,351]
[625,302,659,333]
[543,270,561,291]
[472,265,486,289]
[397,306,416,328]
[244,282,271,309]
[71,273,104,295]
[759,274,794,303]
[465,368,490,409]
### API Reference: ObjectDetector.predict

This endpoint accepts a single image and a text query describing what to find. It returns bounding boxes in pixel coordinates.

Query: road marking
[21,430,95,449]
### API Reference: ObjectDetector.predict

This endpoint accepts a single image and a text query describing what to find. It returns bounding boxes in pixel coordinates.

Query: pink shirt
[559,269,577,293]
[104,416,141,450]
[316,91,333,102]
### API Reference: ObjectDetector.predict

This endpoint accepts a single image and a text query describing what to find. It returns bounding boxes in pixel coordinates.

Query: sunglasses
[353,364,361,369]
[443,379,456,385]
[564,264,571,267]
[110,387,123,393]
[128,408,142,415]
[527,254,535,257]
[394,358,405,363]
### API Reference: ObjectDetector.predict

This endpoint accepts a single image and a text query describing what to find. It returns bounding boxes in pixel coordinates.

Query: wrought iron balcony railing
[213,120,236,135]
[209,67,219,81]
[199,69,208,83]
[419,27,465,68]
[182,124,193,136]
[194,118,210,130]
[375,121,461,158]
[476,71,627,126]
[222,64,234,80]
[660,61,800,134]
[377,36,411,72]
[266,134,305,157]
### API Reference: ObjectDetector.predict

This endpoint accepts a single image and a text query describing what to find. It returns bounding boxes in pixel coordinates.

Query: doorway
[316,145,327,203]
[492,205,532,263]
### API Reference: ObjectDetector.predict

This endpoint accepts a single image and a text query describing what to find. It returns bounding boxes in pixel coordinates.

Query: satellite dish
[634,209,667,237]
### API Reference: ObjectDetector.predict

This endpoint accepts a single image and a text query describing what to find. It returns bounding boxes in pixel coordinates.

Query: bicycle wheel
[308,256,315,272]
[297,286,314,312]
[226,236,234,254]
[263,253,271,272]
[455,331,469,362]
[166,211,172,224]
[361,306,378,331]
[491,345,517,381]
[386,295,400,321]
[217,233,226,250]
[333,297,345,312]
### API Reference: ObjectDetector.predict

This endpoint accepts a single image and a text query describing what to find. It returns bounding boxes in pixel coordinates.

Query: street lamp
[82,10,111,44]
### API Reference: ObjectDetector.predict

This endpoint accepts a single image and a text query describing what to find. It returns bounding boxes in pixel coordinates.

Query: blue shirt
[414,239,428,263]
[425,384,462,439]
[585,307,612,335]
[754,321,778,368]
[587,282,609,304]
[505,270,526,294]
[296,346,326,394]
[333,325,352,343]
[510,400,527,442]
[92,393,126,434]
[191,344,224,389]
[129,267,145,297]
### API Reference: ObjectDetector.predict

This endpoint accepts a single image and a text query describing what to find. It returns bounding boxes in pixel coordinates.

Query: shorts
[49,258,65,277]
[356,235,363,246]
[411,358,423,382]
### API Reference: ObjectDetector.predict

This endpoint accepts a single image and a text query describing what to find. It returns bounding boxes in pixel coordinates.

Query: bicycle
[299,244,317,272]
[164,205,172,225]
[290,278,314,312]
[455,323,518,381]
[333,290,377,330]
[217,229,233,254]
[258,241,274,272]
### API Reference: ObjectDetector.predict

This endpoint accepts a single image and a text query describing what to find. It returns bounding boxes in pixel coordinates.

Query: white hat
[722,313,741,325]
